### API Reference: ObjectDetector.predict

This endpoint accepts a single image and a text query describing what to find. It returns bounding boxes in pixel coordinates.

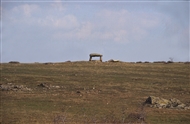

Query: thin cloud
[53,21,93,41]
[12,4,40,17]
[54,8,162,43]
[4,3,162,43]
[51,0,66,12]
[38,14,79,29]
[75,22,93,39]
[94,9,161,42]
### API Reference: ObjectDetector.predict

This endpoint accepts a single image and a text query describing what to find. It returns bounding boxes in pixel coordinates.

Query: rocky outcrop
[145,96,190,110]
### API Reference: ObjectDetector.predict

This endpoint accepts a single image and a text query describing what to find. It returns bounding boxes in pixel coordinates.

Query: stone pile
[145,96,190,110]
[0,83,32,91]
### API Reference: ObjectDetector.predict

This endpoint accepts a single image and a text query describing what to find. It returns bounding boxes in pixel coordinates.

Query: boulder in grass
[145,96,190,110]
[145,96,170,108]
[170,98,182,107]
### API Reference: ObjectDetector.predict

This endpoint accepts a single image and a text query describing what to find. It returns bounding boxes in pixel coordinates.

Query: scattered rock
[54,86,60,88]
[37,83,62,90]
[38,83,48,88]
[145,96,190,110]
[51,85,60,88]
[0,83,32,91]
[108,59,120,62]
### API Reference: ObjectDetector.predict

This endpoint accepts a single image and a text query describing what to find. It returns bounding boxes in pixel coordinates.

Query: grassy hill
[1,61,190,124]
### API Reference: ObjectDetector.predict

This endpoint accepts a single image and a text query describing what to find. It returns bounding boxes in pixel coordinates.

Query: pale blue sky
[1,0,189,62]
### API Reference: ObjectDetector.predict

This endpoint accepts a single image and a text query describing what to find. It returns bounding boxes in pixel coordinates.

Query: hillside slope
[1,62,190,123]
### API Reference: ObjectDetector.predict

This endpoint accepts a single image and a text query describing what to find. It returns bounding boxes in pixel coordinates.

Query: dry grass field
[0,61,190,124]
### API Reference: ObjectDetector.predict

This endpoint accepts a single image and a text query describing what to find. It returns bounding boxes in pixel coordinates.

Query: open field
[0,61,190,124]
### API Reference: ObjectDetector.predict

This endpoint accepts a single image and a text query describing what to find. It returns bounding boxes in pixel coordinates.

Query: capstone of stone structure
[89,53,103,62]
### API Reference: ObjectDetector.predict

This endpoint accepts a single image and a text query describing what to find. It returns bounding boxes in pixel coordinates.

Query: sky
[1,0,189,63]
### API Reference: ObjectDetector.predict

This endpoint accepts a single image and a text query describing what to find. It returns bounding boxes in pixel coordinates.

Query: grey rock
[89,53,103,57]
[145,96,189,110]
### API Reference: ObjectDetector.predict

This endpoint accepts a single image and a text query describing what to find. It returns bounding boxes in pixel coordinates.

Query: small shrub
[184,61,190,64]
[167,61,174,63]
[153,61,166,63]
[144,61,150,63]
[9,61,20,64]
[136,61,142,63]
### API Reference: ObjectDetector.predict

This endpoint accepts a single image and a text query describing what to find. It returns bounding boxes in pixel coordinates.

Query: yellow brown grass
[1,62,190,123]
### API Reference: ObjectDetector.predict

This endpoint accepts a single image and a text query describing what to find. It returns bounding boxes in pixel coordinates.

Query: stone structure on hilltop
[89,53,103,62]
